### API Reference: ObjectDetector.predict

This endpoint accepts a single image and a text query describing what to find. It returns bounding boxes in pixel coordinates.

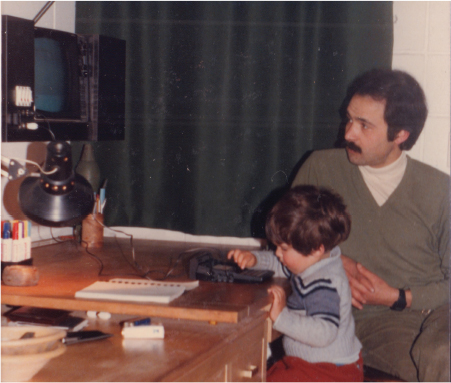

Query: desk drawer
[228,320,267,382]
[168,315,268,382]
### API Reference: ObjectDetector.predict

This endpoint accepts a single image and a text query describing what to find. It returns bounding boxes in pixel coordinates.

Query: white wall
[1,1,76,241]
[1,1,75,31]
[392,1,450,174]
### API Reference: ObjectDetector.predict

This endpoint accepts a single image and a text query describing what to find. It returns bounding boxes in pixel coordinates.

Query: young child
[228,185,363,382]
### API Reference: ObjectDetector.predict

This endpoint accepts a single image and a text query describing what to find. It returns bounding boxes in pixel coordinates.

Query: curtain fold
[74,1,393,237]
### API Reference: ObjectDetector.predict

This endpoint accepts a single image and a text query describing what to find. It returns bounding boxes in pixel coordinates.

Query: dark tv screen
[2,15,125,142]
[34,33,81,120]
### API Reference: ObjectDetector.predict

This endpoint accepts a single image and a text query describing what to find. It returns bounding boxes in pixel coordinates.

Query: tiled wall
[392,1,450,174]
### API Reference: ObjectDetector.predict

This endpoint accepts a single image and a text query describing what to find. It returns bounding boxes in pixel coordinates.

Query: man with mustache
[291,69,449,382]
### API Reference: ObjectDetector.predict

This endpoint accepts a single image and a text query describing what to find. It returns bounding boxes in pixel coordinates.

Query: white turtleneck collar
[358,151,407,206]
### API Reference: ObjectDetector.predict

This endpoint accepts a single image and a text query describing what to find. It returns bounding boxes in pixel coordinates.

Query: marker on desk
[12,221,20,262]
[18,221,25,262]
[2,222,12,262]
[121,322,164,339]
[24,221,32,260]
[122,317,151,328]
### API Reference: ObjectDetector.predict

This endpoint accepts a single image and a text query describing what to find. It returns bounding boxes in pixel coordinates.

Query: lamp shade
[19,141,95,227]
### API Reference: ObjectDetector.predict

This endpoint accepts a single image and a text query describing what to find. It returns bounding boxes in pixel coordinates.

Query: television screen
[2,15,125,142]
[35,38,67,113]
[34,30,83,121]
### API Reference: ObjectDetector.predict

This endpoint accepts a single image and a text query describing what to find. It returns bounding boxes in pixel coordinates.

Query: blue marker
[2,222,12,262]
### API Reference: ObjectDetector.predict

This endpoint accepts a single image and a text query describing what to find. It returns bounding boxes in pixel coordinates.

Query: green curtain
[74,1,393,238]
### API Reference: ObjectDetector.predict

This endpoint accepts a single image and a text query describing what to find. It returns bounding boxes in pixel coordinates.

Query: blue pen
[100,188,106,206]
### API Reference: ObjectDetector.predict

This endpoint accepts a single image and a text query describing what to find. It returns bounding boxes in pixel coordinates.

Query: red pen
[12,221,20,262]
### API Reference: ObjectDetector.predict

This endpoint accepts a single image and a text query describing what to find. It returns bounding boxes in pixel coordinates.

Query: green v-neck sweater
[292,149,449,317]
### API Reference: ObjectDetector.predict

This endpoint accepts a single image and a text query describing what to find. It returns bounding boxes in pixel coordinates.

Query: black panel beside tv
[2,15,126,142]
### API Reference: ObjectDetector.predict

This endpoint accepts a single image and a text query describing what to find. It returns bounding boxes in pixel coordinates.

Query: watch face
[390,289,407,311]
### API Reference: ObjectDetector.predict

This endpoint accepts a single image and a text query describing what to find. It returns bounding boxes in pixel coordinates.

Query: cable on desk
[141,246,224,281]
[81,219,165,279]
[80,218,225,281]
[81,240,106,276]
[81,219,141,278]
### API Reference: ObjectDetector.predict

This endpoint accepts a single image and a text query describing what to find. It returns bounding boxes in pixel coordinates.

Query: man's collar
[359,151,407,174]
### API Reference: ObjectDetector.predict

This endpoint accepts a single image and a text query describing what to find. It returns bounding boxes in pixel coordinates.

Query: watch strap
[390,289,407,311]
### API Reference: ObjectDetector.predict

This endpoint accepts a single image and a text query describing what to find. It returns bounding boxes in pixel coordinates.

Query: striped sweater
[252,246,362,364]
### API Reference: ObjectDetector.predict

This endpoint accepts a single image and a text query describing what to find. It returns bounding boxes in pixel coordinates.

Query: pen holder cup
[82,214,104,248]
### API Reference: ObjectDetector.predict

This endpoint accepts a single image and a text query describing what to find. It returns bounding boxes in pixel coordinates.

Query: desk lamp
[2,141,94,227]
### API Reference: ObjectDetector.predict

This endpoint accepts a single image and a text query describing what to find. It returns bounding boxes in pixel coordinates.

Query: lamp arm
[1,155,12,168]
[1,155,29,180]
[1,155,58,180]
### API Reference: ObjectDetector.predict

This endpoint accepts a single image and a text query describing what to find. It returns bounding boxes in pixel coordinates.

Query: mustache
[345,141,362,154]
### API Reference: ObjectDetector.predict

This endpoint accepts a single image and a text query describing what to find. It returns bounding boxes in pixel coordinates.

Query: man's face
[344,95,406,168]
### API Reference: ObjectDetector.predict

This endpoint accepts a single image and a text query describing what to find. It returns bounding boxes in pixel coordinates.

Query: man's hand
[356,264,411,308]
[267,285,286,322]
[341,255,411,309]
[341,255,375,309]
[227,249,257,269]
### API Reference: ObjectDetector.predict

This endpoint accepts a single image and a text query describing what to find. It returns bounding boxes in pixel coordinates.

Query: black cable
[33,113,56,141]
[80,218,223,281]
[81,220,151,279]
[81,240,105,276]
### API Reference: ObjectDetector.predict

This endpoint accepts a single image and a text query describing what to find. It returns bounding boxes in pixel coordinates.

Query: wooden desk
[2,237,280,381]
[30,312,271,382]
[2,238,275,323]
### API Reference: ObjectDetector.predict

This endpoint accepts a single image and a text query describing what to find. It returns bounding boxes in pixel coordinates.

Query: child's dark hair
[265,185,351,254]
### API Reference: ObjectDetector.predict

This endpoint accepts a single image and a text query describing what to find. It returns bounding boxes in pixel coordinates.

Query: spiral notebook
[75,278,199,303]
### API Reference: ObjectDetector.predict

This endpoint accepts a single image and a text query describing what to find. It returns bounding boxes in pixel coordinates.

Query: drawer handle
[242,365,258,378]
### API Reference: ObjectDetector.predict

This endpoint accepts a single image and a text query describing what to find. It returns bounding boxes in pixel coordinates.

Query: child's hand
[267,285,286,322]
[227,249,257,269]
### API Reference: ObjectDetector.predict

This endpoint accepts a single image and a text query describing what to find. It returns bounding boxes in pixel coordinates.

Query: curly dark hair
[265,185,351,255]
[342,68,427,151]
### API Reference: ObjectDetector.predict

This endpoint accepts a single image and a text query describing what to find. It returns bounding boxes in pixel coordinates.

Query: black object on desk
[4,306,71,325]
[63,330,113,345]
[4,306,88,331]
[189,250,274,283]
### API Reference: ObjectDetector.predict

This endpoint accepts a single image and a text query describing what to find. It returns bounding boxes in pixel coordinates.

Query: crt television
[2,15,126,142]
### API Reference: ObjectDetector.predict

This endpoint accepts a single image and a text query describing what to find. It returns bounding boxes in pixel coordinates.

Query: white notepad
[75,278,199,303]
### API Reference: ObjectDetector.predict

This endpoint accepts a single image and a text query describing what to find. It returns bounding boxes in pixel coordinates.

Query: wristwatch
[390,289,407,311]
